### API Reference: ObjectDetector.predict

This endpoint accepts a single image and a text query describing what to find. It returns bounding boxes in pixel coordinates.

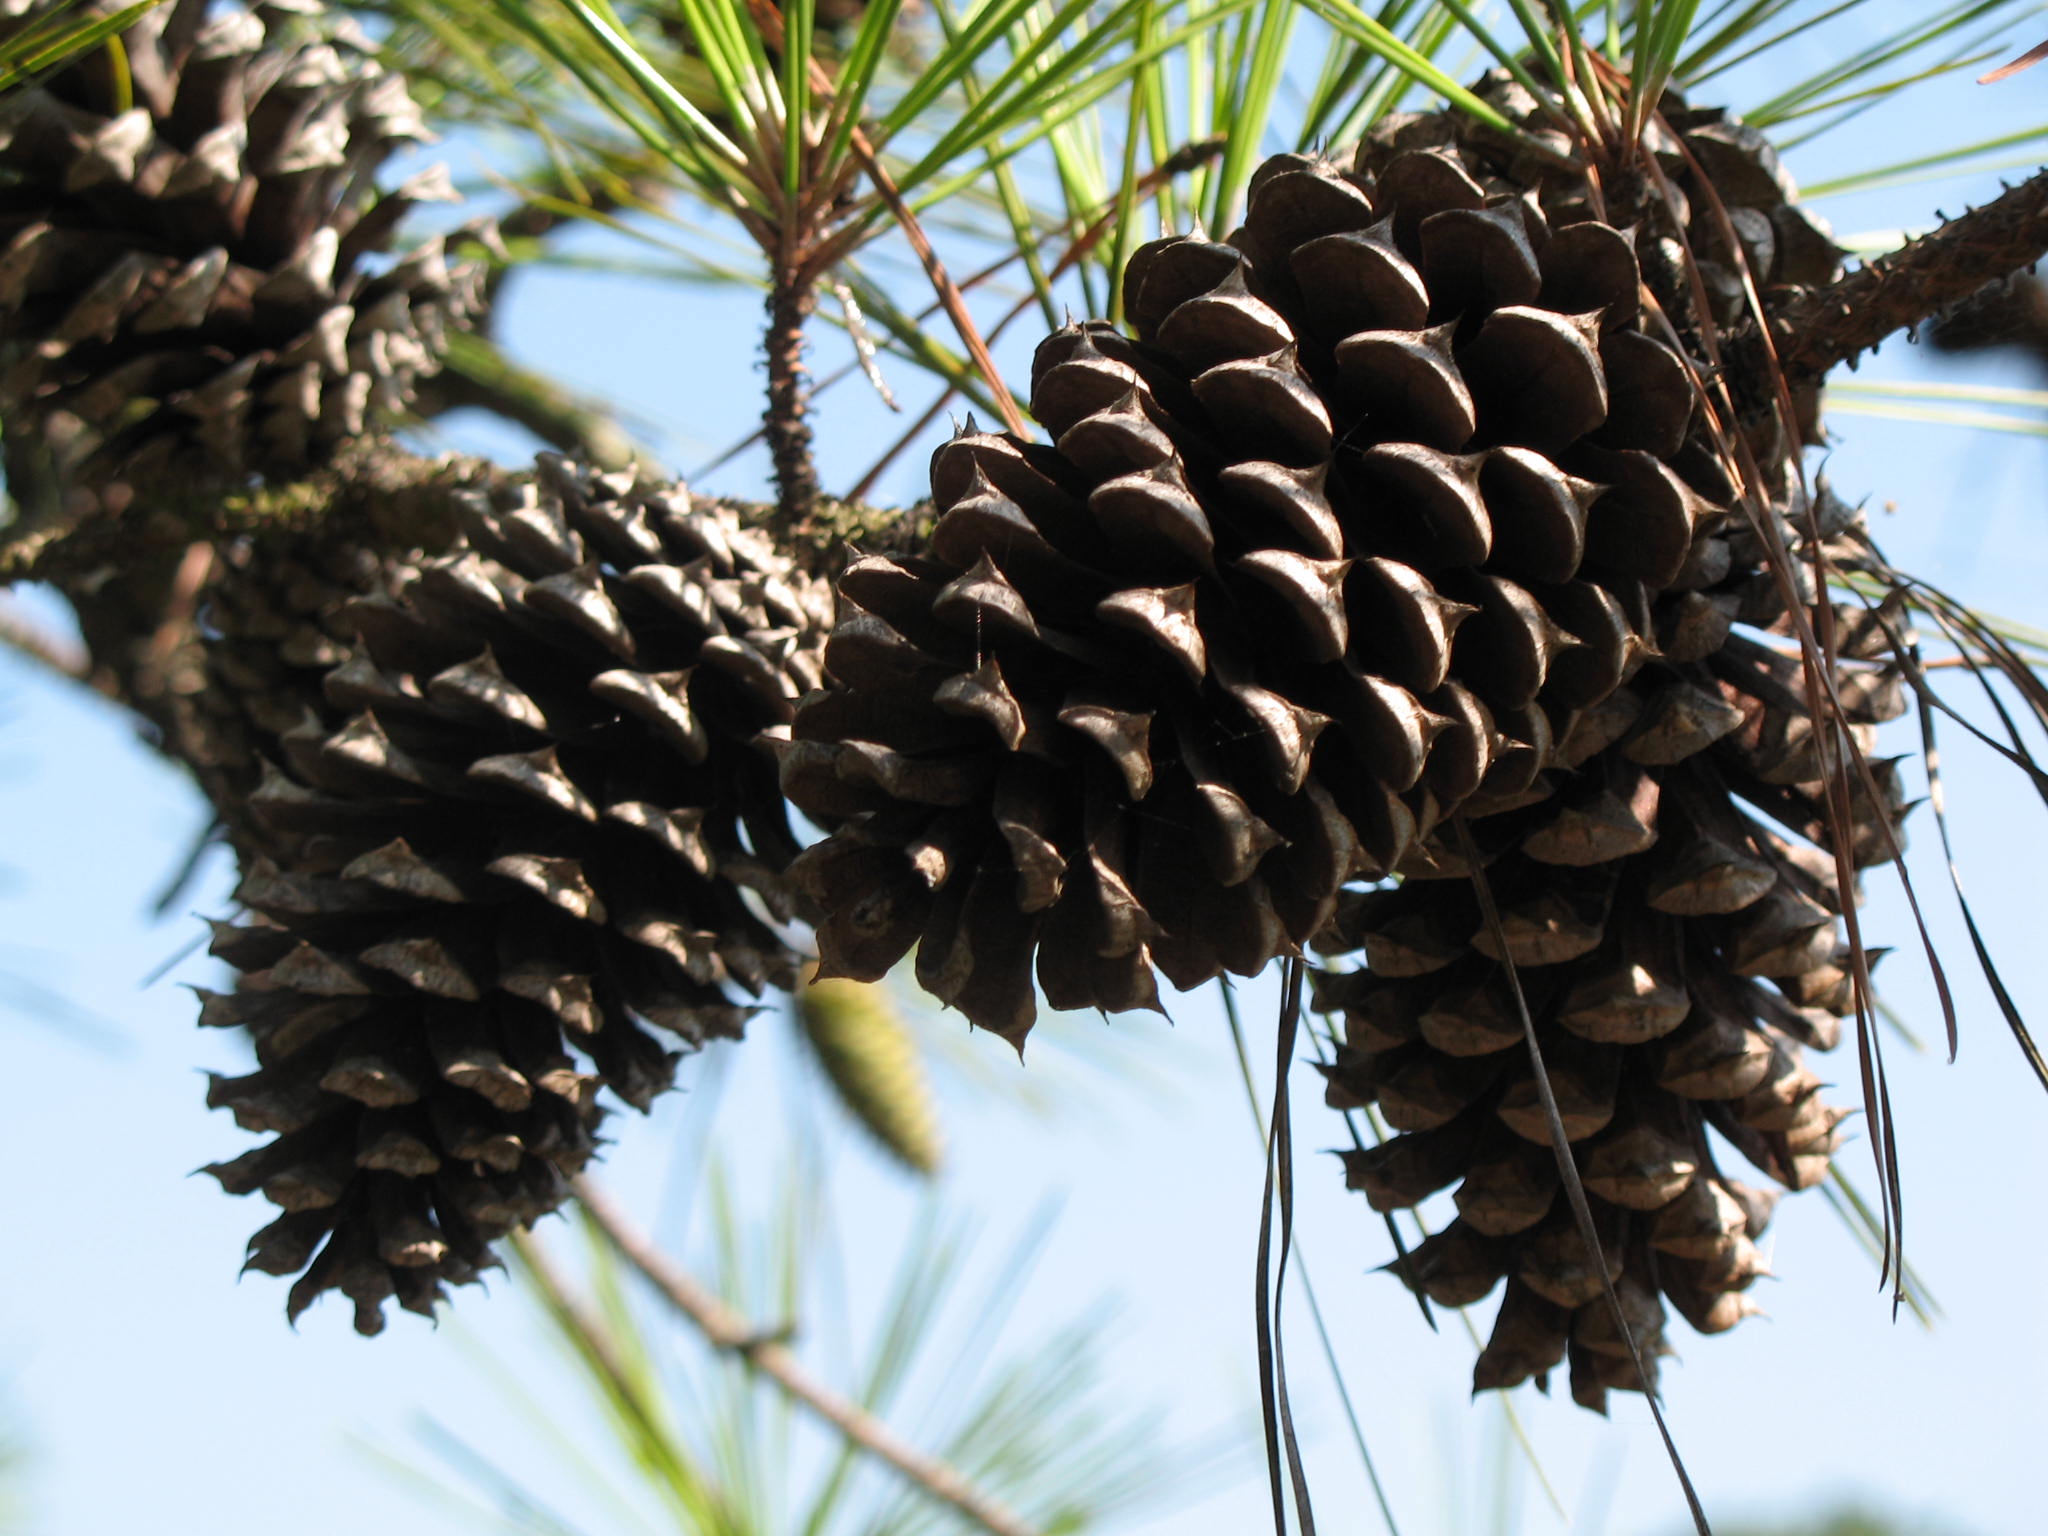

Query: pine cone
[1311,106,1904,1413]
[783,134,1732,1045]
[200,457,832,1332]
[0,0,484,489]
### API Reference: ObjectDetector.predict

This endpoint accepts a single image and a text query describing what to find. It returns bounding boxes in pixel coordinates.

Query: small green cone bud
[796,973,945,1176]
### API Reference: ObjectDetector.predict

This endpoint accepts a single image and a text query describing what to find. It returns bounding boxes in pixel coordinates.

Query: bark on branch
[0,442,909,599]
[0,444,496,588]
[764,269,823,520]
[1754,165,2048,387]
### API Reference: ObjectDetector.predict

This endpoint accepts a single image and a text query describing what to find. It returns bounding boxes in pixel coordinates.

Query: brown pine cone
[0,0,484,490]
[783,132,1732,1046]
[200,457,832,1332]
[1314,94,1904,1414]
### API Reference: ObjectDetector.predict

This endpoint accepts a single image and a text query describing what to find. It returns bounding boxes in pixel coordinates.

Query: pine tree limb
[1756,166,2048,387]
[569,1176,1044,1536]
[0,445,497,587]
[765,266,823,520]
[0,442,920,596]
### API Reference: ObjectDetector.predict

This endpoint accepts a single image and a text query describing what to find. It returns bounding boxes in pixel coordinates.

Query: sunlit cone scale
[1316,94,1910,1414]
[0,0,484,488]
[200,457,832,1331]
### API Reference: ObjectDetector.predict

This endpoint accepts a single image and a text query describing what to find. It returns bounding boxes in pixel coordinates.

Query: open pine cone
[200,457,830,1331]
[1308,99,1898,1413]
[784,127,1744,1045]
[783,82,1900,1410]
[0,0,484,489]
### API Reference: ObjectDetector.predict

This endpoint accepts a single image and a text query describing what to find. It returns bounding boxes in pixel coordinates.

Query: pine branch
[0,445,497,587]
[765,266,823,519]
[570,1176,1045,1536]
[1758,166,2048,386]
[0,443,915,596]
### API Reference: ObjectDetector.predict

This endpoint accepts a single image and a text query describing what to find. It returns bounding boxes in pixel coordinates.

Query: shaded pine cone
[783,135,1741,1045]
[1315,484,1911,1414]
[1360,80,1843,305]
[200,456,831,1332]
[0,0,484,487]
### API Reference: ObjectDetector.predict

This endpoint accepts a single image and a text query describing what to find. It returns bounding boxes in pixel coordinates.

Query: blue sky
[4,9,2048,1534]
